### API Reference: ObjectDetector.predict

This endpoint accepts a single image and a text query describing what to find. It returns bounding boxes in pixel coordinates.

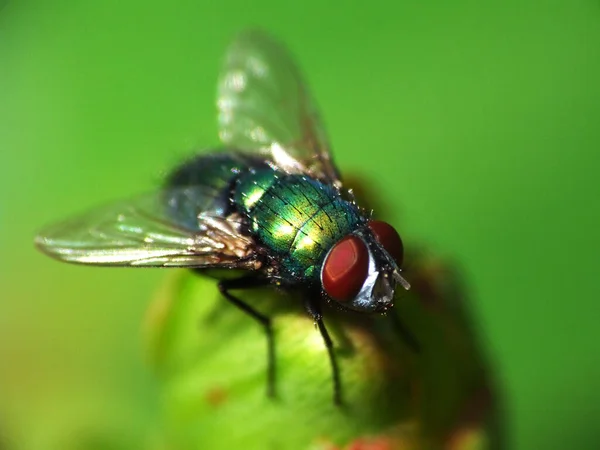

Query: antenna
[393,270,411,290]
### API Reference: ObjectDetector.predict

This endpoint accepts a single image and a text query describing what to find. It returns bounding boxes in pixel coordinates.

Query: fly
[34,30,417,405]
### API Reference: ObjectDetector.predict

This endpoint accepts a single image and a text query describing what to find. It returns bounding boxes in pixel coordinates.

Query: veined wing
[35,187,260,269]
[217,29,342,188]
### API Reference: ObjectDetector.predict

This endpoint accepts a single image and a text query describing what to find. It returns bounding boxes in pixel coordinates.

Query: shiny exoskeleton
[35,30,416,405]
[166,153,363,284]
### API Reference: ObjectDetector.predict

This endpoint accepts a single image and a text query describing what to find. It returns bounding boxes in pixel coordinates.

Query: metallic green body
[235,169,364,281]
[165,153,268,221]
[166,153,365,282]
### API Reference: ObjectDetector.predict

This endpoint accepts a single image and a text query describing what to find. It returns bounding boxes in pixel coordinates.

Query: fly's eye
[322,235,369,302]
[368,220,404,266]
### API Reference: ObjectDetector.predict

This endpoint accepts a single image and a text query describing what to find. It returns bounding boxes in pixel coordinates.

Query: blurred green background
[1,1,599,449]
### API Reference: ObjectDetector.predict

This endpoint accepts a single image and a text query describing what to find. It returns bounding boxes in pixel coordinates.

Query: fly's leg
[389,311,420,353]
[304,297,342,406]
[217,277,275,398]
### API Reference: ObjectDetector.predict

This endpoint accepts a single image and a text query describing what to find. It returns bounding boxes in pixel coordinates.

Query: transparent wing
[35,187,260,269]
[217,29,342,187]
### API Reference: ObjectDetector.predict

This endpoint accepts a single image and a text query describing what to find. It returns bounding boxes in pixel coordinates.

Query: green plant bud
[144,251,500,450]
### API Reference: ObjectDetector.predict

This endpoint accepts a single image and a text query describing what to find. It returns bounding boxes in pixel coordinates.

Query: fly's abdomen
[164,152,267,230]
[235,172,364,280]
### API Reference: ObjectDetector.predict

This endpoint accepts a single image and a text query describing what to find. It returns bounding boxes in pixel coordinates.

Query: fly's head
[320,220,410,314]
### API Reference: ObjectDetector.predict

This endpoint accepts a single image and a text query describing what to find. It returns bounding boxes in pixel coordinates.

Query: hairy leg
[217,276,276,397]
[304,296,342,405]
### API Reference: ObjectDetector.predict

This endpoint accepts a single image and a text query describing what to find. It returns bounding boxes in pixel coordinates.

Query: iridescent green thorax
[234,170,365,281]
[165,153,366,281]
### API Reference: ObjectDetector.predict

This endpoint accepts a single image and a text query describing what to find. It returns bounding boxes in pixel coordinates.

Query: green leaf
[144,251,500,450]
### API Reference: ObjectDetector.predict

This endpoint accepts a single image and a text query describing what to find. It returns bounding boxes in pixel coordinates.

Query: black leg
[218,277,275,398]
[388,311,420,353]
[304,297,342,406]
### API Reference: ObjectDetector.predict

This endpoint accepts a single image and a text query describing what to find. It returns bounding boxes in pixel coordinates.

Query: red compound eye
[322,235,369,302]
[368,220,404,266]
